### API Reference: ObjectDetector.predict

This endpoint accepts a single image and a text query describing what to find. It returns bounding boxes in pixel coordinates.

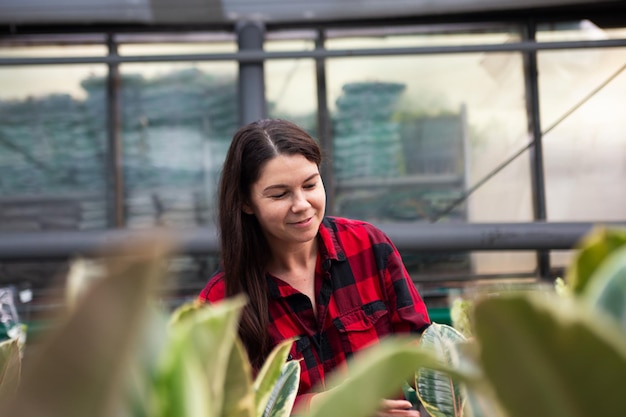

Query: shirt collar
[318,216,346,263]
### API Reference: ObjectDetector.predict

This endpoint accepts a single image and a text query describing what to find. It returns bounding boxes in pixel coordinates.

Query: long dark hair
[218,118,322,368]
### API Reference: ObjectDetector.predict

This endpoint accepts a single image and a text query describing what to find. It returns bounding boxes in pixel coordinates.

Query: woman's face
[244,153,326,250]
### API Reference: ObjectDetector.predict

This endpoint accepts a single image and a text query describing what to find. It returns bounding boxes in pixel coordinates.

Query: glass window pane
[118,37,236,56]
[0,62,109,232]
[0,44,107,58]
[326,25,521,49]
[539,45,626,268]
[265,35,318,132]
[265,58,317,130]
[118,61,238,229]
[539,46,626,222]
[327,53,531,223]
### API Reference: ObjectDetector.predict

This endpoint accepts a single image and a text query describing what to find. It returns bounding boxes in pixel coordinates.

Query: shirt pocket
[334,305,391,355]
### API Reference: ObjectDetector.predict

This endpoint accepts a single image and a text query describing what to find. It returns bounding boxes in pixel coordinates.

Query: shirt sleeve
[379,231,431,333]
[198,270,226,303]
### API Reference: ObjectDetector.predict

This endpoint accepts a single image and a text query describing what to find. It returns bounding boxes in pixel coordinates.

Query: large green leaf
[0,338,20,405]
[566,227,626,295]
[474,294,626,417]
[165,296,248,417]
[254,338,295,417]
[0,238,170,417]
[155,348,212,417]
[302,338,463,417]
[221,338,255,417]
[262,360,300,417]
[585,245,626,331]
[450,342,505,417]
[417,323,466,417]
[120,308,169,417]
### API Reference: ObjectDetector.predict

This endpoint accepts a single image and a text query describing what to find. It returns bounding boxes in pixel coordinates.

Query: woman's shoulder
[323,216,388,239]
[198,269,226,303]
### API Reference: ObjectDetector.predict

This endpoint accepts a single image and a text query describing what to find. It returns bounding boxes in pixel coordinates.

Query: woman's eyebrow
[262,173,320,193]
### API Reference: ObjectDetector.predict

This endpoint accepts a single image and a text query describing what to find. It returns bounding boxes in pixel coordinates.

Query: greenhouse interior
[0,0,626,364]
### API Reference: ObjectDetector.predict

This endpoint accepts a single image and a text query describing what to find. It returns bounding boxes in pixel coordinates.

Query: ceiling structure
[0,0,624,32]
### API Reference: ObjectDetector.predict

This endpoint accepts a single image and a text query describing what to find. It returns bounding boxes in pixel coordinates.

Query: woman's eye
[270,192,287,199]
[304,182,316,189]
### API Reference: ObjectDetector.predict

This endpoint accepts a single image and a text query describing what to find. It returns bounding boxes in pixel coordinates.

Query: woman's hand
[376,399,420,417]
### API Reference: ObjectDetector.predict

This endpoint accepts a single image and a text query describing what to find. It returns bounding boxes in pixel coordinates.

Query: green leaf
[566,227,626,295]
[156,349,212,417]
[254,338,295,417]
[221,338,255,417]
[119,308,169,417]
[474,294,626,417]
[585,245,626,331]
[261,360,300,417]
[0,338,21,405]
[166,296,248,417]
[0,238,170,417]
[303,338,454,417]
[451,342,505,417]
[417,323,466,417]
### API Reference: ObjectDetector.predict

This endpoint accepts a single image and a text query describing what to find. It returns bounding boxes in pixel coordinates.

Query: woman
[199,119,430,416]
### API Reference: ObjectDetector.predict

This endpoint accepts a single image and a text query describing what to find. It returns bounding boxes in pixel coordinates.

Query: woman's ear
[242,202,254,215]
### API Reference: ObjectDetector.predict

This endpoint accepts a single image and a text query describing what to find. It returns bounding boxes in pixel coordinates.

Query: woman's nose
[291,191,311,212]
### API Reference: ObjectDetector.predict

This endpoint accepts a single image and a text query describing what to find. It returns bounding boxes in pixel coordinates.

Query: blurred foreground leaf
[585,245,626,331]
[566,227,626,295]
[165,296,249,417]
[0,237,172,417]
[0,338,20,405]
[474,294,626,417]
[302,338,461,417]
[221,338,254,417]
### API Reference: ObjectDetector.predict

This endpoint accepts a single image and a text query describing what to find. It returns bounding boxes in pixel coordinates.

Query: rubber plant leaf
[416,323,466,417]
[0,338,20,405]
[474,294,626,417]
[302,337,467,417]
[261,360,301,417]
[221,338,255,417]
[585,244,626,331]
[566,227,626,295]
[253,338,295,417]
[0,237,171,417]
[166,295,248,417]
[450,341,505,417]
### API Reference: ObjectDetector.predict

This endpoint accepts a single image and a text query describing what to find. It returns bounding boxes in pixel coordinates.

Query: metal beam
[0,222,624,261]
[2,38,626,66]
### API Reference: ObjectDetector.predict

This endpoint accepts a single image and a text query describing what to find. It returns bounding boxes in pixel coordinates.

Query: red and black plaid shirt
[198,216,430,410]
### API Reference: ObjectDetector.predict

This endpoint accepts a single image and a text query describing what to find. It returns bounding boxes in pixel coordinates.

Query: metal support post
[106,34,125,228]
[522,21,550,279]
[236,20,266,125]
[315,28,335,214]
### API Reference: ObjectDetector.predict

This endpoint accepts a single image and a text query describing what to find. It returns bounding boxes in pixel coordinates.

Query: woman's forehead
[255,154,319,187]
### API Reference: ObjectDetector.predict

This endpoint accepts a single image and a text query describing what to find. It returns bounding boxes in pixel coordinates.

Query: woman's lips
[289,217,313,227]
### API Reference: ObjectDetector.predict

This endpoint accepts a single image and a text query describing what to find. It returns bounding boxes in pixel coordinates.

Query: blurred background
[0,0,625,337]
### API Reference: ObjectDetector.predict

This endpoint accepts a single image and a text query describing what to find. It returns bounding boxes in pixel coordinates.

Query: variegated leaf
[261,360,300,417]
[254,338,295,417]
